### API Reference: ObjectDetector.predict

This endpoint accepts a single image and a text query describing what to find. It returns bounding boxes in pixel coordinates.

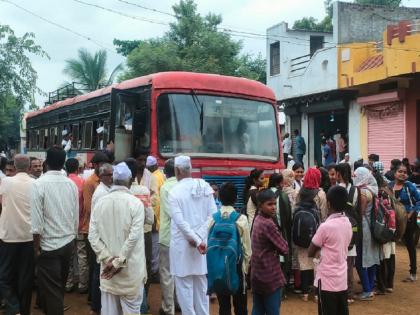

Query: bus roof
[26,72,276,119]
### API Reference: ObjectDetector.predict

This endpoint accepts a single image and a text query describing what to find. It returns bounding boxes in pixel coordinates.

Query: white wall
[348,100,361,161]
[267,22,337,101]
[301,113,309,168]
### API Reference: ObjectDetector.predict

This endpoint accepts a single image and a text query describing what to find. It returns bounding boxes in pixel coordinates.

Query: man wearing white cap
[88,162,146,315]
[168,156,217,315]
[146,156,165,280]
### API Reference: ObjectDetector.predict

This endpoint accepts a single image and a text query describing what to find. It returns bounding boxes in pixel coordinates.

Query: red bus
[25,72,282,204]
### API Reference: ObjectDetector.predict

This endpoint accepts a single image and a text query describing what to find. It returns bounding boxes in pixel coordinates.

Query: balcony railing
[289,54,311,76]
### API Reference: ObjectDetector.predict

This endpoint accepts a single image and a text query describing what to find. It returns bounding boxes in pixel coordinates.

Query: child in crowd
[209,182,251,315]
[251,189,289,315]
[309,185,352,315]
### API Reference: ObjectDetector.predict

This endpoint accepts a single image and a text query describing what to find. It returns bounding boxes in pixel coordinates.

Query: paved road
[33,245,419,314]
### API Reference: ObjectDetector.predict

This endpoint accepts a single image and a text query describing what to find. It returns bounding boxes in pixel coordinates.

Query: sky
[1,0,419,106]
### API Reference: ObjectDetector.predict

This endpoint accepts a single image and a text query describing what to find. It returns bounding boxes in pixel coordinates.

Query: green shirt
[158,177,178,247]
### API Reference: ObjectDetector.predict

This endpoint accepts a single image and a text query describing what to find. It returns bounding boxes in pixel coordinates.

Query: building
[338,20,420,168]
[267,1,420,167]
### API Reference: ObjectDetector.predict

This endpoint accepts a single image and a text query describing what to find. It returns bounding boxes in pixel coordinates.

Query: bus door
[110,88,150,161]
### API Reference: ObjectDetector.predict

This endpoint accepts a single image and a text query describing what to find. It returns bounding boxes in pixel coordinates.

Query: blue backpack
[207,211,242,295]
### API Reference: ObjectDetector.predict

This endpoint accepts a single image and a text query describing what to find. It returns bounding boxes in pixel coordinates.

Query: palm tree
[63,48,122,92]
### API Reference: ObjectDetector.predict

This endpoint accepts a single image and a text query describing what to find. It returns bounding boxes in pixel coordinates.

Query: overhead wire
[0,0,116,52]
[116,0,176,17]
[72,0,169,26]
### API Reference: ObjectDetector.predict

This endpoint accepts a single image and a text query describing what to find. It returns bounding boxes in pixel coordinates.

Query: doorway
[312,111,348,166]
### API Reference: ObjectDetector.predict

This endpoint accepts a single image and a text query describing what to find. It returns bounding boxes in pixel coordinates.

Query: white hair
[99,163,113,176]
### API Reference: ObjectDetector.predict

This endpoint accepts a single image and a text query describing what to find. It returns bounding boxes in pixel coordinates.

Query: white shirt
[92,182,111,210]
[0,173,35,242]
[283,138,292,154]
[31,171,79,251]
[88,186,146,296]
[168,178,217,277]
[130,182,154,232]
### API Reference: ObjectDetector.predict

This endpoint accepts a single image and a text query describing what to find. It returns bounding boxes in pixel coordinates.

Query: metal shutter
[367,103,405,170]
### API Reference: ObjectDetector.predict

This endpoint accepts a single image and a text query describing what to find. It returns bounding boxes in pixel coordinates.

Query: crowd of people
[0,147,419,315]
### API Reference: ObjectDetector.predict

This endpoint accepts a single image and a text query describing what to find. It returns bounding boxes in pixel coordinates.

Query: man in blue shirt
[293,129,306,165]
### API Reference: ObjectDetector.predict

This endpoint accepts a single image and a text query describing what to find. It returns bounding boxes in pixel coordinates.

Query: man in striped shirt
[31,147,79,315]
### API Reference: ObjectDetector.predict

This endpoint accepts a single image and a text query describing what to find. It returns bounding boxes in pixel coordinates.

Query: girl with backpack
[293,167,327,302]
[336,163,360,304]
[372,171,396,294]
[389,163,420,283]
[353,167,381,301]
[243,169,264,226]
[251,189,289,315]
[269,174,293,286]
[207,182,251,315]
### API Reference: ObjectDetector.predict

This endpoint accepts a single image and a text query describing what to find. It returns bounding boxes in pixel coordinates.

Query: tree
[293,0,401,32]
[354,0,401,7]
[293,0,333,32]
[63,48,122,92]
[116,0,267,83]
[0,24,47,149]
[113,39,142,57]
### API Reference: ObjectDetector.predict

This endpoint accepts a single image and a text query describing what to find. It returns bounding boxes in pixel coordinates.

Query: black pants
[37,241,72,315]
[377,254,395,291]
[87,239,101,313]
[403,216,420,275]
[318,289,349,315]
[216,269,247,315]
[0,241,34,315]
[300,270,314,294]
[283,153,289,166]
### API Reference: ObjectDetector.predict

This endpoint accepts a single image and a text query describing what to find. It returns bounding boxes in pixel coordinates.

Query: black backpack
[344,186,362,250]
[292,201,320,248]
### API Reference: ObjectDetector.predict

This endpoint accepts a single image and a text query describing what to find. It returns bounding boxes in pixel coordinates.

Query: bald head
[14,154,30,172]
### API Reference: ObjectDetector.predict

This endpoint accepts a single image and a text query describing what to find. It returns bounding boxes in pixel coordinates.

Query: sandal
[301,294,309,302]
[347,298,355,304]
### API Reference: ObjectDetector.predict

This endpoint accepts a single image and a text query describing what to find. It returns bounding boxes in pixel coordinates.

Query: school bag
[207,210,243,295]
[292,201,320,248]
[344,186,362,250]
[369,191,396,244]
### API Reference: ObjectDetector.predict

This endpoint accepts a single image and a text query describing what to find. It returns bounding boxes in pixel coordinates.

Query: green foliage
[354,0,402,7]
[293,0,401,32]
[63,48,122,91]
[293,16,332,33]
[0,24,47,149]
[113,39,142,57]
[116,0,266,83]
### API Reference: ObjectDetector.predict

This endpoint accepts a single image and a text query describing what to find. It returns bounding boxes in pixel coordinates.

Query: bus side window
[72,124,79,149]
[83,121,93,149]
[92,121,98,149]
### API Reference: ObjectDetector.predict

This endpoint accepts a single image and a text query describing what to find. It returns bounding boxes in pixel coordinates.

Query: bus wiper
[191,90,204,135]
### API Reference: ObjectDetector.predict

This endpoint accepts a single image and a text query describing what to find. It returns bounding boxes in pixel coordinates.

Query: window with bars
[270,41,280,76]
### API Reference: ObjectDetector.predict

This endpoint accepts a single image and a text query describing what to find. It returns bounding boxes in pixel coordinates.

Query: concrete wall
[348,100,361,161]
[266,22,336,101]
[333,1,420,44]
[405,78,420,161]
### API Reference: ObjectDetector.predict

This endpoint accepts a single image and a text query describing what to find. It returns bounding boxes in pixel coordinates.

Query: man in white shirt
[282,133,292,167]
[89,162,146,315]
[91,163,113,209]
[0,155,35,315]
[29,157,43,179]
[31,147,78,315]
[90,162,113,315]
[168,156,217,315]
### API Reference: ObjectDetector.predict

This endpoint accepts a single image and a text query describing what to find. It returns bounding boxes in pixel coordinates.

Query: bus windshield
[157,94,279,161]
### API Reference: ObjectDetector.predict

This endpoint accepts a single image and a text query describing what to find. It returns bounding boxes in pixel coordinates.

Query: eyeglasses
[101,173,113,177]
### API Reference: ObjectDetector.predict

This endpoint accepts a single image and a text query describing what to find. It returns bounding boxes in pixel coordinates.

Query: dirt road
[34,245,419,314]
